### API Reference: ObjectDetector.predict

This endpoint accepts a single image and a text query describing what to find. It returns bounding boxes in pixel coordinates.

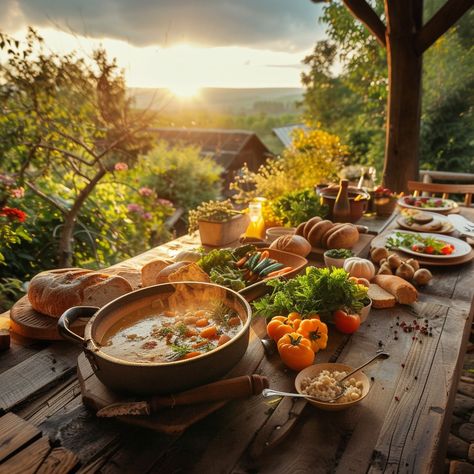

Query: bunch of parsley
[253,267,368,320]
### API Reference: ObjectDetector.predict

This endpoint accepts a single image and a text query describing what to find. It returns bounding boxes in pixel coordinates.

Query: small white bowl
[295,363,370,411]
[265,226,295,243]
[323,251,352,268]
[358,299,372,323]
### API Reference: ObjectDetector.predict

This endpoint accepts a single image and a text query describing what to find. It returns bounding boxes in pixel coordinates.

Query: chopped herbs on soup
[100,303,242,363]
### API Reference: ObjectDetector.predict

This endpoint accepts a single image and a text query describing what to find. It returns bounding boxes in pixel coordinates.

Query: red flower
[0,207,27,222]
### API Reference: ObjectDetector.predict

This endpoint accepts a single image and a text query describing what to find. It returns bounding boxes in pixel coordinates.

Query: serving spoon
[262,351,390,403]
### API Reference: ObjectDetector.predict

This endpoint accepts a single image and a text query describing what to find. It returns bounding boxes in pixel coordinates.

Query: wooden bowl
[239,248,308,301]
[295,363,370,411]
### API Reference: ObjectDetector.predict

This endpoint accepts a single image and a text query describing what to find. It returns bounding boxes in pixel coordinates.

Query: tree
[0,29,156,267]
[310,0,473,191]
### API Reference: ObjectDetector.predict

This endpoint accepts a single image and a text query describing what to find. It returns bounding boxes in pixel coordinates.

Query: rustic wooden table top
[1,209,473,474]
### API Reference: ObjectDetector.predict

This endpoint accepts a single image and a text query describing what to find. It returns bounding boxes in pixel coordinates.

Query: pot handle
[58,306,98,345]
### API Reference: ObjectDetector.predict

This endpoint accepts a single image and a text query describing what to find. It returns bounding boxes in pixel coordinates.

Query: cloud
[6,0,323,51]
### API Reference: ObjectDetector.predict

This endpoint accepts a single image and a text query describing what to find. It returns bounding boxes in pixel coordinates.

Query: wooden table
[1,209,473,473]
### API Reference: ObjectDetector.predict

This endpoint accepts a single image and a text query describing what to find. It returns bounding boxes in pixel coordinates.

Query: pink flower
[158,198,173,207]
[127,203,143,213]
[10,187,25,199]
[143,212,152,220]
[139,187,153,197]
[114,162,129,171]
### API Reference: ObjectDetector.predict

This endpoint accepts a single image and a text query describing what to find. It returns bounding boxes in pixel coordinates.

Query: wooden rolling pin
[97,374,269,417]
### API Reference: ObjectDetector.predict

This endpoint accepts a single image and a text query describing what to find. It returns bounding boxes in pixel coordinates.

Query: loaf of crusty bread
[102,266,141,290]
[326,224,359,249]
[368,283,396,308]
[372,275,418,305]
[141,259,173,287]
[28,268,133,318]
[270,234,311,257]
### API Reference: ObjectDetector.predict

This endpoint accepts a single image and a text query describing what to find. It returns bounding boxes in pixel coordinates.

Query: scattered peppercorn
[401,363,405,368]
[395,396,400,401]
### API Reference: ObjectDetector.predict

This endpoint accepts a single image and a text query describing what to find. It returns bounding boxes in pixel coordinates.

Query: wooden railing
[420,170,474,183]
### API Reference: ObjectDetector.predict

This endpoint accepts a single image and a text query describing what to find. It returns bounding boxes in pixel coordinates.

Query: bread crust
[321,223,344,249]
[141,259,173,287]
[303,216,322,239]
[28,268,132,318]
[372,275,418,304]
[326,224,359,249]
[307,220,333,248]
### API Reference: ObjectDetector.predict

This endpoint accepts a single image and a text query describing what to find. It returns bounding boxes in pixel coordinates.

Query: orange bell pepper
[297,318,328,353]
[266,316,294,342]
[277,332,314,371]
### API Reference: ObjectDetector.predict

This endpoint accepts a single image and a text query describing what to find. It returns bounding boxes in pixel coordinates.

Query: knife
[96,374,269,417]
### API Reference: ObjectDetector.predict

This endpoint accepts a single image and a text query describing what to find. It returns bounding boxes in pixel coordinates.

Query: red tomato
[333,310,361,334]
[425,246,435,254]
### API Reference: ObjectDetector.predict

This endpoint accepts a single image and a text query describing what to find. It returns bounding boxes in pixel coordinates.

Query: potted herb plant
[188,200,249,247]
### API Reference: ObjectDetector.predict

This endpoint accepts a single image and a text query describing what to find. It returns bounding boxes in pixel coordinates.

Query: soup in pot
[100,303,243,363]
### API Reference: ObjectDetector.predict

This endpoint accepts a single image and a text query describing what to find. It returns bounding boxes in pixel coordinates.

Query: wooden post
[382,0,423,193]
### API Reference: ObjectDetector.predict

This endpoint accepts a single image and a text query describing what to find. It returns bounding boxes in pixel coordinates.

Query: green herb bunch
[188,199,241,233]
[253,266,368,320]
[270,189,327,227]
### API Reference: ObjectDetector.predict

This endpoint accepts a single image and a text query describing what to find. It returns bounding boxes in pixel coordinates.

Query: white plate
[397,211,454,234]
[398,196,457,212]
[386,231,472,259]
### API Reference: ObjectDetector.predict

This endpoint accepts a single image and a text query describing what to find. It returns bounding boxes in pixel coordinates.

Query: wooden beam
[342,0,387,47]
[416,0,473,53]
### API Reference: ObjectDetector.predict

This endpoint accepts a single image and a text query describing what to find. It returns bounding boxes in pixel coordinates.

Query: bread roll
[307,220,333,248]
[321,223,344,249]
[295,222,306,237]
[326,224,359,249]
[372,275,418,304]
[303,216,322,239]
[28,268,133,318]
[269,234,311,257]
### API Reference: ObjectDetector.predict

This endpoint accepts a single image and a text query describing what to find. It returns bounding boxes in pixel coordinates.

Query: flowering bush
[231,126,346,203]
[0,174,30,266]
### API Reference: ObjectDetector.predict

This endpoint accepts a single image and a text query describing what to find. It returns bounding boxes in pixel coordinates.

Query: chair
[407,181,474,207]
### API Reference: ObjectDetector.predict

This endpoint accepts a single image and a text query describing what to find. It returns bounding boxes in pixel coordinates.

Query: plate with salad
[385,231,471,259]
[398,195,458,213]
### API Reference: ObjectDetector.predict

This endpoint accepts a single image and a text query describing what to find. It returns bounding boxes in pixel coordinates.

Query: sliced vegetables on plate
[385,231,471,259]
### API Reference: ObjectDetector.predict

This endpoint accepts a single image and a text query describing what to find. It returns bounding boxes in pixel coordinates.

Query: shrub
[139,142,223,218]
[231,126,346,203]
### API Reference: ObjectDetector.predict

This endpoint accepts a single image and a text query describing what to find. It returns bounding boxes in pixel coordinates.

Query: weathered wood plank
[36,447,79,474]
[0,412,41,463]
[40,404,123,466]
[16,375,82,426]
[0,343,79,412]
[0,336,48,376]
[0,436,50,474]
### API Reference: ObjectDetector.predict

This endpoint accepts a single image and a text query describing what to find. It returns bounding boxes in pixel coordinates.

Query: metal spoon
[262,351,390,403]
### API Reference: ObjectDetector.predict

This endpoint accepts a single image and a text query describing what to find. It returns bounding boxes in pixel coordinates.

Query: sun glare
[168,84,201,98]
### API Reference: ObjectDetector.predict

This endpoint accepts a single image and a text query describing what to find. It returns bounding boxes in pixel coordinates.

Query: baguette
[368,284,396,308]
[28,268,133,318]
[372,275,418,305]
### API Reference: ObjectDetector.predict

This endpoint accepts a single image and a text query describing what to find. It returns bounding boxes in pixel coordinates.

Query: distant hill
[130,87,304,115]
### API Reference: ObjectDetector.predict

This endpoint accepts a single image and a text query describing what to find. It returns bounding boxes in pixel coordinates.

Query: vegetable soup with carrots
[100,303,242,363]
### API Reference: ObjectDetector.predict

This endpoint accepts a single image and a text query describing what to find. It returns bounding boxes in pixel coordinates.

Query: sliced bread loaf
[368,283,396,309]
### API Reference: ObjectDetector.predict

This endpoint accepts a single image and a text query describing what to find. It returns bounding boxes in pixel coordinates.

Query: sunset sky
[1,0,325,90]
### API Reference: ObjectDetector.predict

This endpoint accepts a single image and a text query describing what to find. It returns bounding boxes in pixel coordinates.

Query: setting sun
[167,84,201,98]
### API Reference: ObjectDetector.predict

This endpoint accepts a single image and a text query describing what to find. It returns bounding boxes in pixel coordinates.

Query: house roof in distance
[148,127,273,169]
[273,124,309,148]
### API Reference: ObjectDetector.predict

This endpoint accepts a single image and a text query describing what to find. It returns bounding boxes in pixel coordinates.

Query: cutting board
[77,328,265,434]
[10,296,87,340]
[310,232,374,260]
